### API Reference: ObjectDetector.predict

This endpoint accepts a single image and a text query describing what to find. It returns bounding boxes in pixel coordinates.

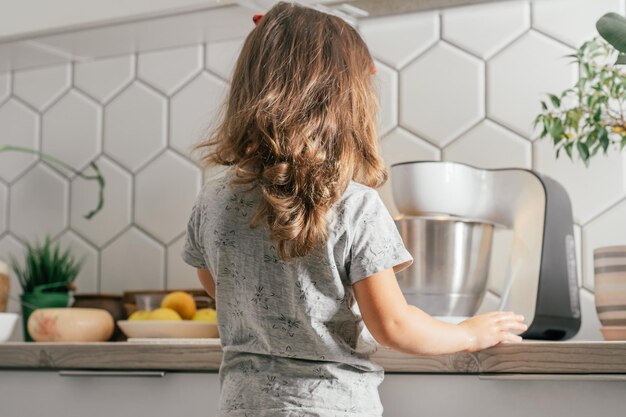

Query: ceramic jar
[594,245,626,340]
[28,308,114,342]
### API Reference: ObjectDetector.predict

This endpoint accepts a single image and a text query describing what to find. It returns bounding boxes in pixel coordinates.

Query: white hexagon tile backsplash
[74,54,135,104]
[0,72,10,102]
[400,41,485,147]
[205,38,245,81]
[42,89,102,175]
[487,30,577,139]
[69,156,132,248]
[13,64,71,112]
[0,98,39,182]
[441,0,530,59]
[137,45,204,96]
[532,0,625,48]
[0,1,624,343]
[103,81,168,172]
[358,10,439,69]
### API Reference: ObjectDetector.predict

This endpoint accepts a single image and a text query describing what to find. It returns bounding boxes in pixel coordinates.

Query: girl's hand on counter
[458,311,528,352]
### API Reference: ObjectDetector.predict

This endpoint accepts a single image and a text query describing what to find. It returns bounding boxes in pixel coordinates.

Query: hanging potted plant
[9,236,84,341]
[534,13,626,164]
[0,145,105,219]
[0,145,104,341]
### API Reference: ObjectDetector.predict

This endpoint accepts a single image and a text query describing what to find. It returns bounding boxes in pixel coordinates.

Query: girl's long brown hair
[195,2,387,260]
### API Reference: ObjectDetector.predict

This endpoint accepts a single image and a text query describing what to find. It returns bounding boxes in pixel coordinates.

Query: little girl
[182,3,526,416]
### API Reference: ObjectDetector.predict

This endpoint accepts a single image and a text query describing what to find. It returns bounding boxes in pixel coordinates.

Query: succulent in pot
[9,236,84,341]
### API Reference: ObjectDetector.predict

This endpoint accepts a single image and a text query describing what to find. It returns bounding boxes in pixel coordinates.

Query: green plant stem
[0,145,105,219]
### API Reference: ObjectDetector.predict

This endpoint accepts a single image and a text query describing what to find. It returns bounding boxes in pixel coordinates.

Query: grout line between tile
[397,37,441,74]
[440,117,485,150]
[487,117,533,142]
[134,146,168,175]
[6,159,38,187]
[101,224,133,252]
[479,56,488,140]
[581,196,626,228]
[530,27,577,52]
[11,93,40,116]
[9,68,15,96]
[97,237,102,292]
[438,10,443,40]
[485,26,531,64]
[130,174,137,225]
[102,76,135,107]
[2,185,9,238]
[164,244,169,290]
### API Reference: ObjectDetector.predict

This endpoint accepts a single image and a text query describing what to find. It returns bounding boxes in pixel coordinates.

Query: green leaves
[596,13,626,55]
[576,142,590,163]
[535,37,626,165]
[548,93,561,108]
[9,236,84,294]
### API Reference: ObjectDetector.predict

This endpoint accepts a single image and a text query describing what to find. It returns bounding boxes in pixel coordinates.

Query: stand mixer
[391,161,581,340]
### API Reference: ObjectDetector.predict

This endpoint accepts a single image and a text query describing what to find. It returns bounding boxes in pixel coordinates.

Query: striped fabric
[594,246,626,329]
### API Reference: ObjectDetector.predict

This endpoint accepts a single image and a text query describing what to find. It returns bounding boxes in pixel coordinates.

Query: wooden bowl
[28,308,114,342]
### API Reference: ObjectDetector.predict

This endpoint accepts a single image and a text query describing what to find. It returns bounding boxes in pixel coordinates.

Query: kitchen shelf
[1,340,626,374]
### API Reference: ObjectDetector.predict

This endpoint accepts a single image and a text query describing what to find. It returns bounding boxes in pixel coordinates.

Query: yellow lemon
[148,307,182,321]
[160,291,197,320]
[128,310,151,321]
[192,308,217,324]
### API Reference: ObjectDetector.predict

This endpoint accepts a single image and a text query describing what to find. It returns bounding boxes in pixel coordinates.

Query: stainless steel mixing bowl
[395,216,494,317]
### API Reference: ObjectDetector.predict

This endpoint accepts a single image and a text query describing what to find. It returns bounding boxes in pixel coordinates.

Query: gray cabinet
[380,374,626,416]
[0,370,220,417]
[1,371,625,416]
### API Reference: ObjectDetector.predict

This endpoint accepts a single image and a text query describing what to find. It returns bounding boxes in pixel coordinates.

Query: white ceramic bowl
[117,320,219,339]
[0,313,19,342]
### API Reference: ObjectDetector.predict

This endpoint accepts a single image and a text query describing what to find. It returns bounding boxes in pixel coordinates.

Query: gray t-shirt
[182,169,413,417]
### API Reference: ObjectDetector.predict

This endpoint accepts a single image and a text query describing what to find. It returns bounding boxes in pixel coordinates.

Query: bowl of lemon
[117,291,218,339]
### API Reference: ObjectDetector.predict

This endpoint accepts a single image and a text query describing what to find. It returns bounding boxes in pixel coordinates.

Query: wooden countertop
[2,340,626,374]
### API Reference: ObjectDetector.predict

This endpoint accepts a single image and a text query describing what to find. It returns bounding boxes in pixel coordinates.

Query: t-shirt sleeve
[346,189,413,284]
[181,202,208,269]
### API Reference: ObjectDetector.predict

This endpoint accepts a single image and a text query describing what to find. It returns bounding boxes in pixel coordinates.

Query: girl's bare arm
[353,268,527,355]
[197,268,216,300]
